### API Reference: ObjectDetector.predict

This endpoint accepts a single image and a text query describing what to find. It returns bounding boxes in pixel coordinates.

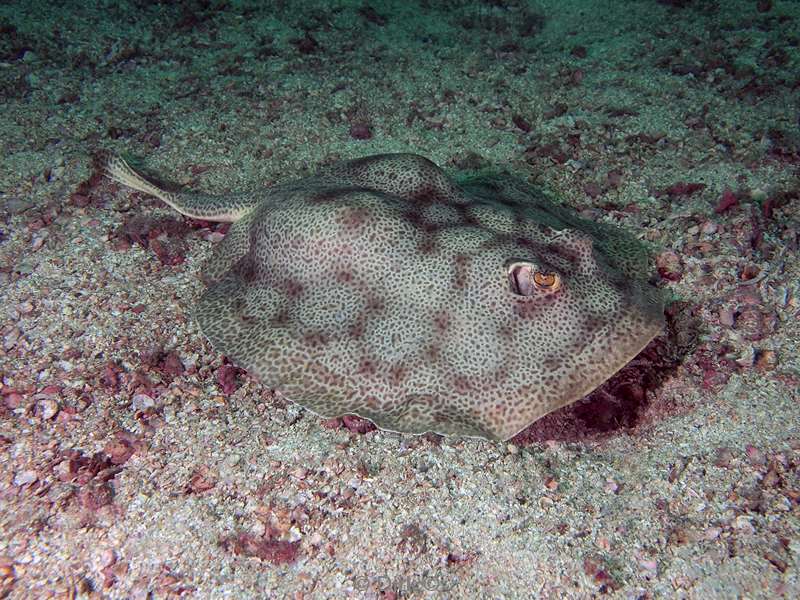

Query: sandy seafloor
[1,0,799,598]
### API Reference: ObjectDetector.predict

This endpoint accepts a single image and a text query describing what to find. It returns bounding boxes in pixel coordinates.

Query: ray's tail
[104,156,252,222]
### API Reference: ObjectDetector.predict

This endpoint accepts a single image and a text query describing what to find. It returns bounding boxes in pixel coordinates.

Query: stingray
[105,153,666,441]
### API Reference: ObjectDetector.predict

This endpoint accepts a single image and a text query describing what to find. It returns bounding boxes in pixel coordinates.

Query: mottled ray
[106,153,666,440]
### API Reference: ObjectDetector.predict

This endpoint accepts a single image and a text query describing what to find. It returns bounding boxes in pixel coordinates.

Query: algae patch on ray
[106,153,666,440]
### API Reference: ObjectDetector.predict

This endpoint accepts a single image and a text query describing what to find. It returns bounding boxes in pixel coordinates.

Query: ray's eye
[532,271,559,289]
[507,261,562,296]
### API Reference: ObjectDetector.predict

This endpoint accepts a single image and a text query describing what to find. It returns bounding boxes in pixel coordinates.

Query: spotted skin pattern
[106,153,666,440]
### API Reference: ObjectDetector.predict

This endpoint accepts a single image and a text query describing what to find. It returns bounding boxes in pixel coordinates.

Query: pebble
[37,398,59,420]
[54,459,72,480]
[639,559,658,573]
[132,393,155,411]
[735,345,755,368]
[349,123,372,140]
[208,231,225,243]
[4,392,23,409]
[291,467,309,480]
[5,198,34,214]
[31,233,48,251]
[16,260,36,275]
[3,328,21,351]
[789,539,800,557]
[745,445,766,466]
[718,307,735,327]
[734,515,755,533]
[754,349,778,371]
[99,548,117,568]
[700,221,717,234]
[17,301,34,315]
[713,447,734,468]
[13,470,38,487]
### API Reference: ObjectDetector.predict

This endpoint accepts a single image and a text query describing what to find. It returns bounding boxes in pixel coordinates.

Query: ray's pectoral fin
[104,155,255,222]
[200,211,257,286]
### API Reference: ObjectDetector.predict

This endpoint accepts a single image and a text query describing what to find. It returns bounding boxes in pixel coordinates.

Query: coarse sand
[0,1,798,598]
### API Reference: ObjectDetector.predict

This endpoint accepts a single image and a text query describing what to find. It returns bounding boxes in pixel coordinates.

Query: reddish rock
[571,45,587,58]
[160,351,185,378]
[291,33,319,54]
[217,364,244,395]
[583,182,601,198]
[104,431,140,465]
[220,534,300,564]
[78,482,114,510]
[734,306,777,341]
[70,193,91,207]
[101,361,124,390]
[341,414,377,434]
[606,169,623,188]
[187,466,217,494]
[349,123,373,140]
[656,250,683,281]
[715,188,738,213]
[512,114,531,133]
